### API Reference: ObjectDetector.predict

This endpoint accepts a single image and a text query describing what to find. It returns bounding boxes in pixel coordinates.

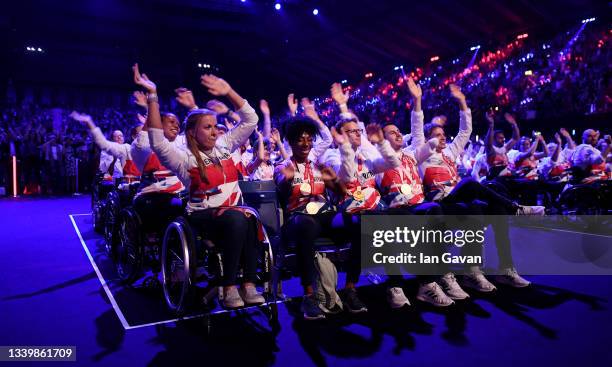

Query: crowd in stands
[0,22,609,196]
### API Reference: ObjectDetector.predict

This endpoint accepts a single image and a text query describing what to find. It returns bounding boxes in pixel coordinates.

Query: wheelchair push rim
[161,219,195,315]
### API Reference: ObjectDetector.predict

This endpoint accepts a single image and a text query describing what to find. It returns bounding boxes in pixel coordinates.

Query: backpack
[314,252,343,313]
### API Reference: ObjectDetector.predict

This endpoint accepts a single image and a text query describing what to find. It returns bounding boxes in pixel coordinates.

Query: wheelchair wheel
[116,208,143,284]
[162,217,196,315]
[104,191,121,257]
[559,185,602,215]
[92,189,104,234]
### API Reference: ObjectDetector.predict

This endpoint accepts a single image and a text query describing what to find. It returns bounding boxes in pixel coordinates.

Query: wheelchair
[556,167,611,216]
[115,192,186,285]
[91,172,115,234]
[103,176,140,258]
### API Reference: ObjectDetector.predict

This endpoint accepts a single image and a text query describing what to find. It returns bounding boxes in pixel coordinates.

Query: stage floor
[1,196,611,367]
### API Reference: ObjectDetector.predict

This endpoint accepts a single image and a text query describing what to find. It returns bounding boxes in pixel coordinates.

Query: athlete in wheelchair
[138,66,273,315]
[71,111,142,255]
[557,130,612,215]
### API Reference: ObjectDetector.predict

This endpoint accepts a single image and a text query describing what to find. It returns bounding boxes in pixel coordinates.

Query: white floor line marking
[69,213,289,330]
[525,225,612,238]
[69,214,131,330]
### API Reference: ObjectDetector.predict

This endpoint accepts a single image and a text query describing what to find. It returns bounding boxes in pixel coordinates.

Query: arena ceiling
[1,0,607,106]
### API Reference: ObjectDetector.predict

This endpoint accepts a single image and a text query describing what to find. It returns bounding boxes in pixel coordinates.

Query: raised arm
[449,85,472,149]
[133,63,190,182]
[515,135,541,162]
[484,111,495,155]
[246,131,264,175]
[70,111,129,160]
[328,127,356,183]
[446,84,472,159]
[407,77,425,149]
[535,134,549,159]
[551,133,562,162]
[503,113,520,152]
[271,128,289,160]
[201,74,258,152]
[559,128,576,150]
[301,97,332,162]
[175,88,199,111]
[366,123,401,174]
[287,93,298,117]
[259,99,272,138]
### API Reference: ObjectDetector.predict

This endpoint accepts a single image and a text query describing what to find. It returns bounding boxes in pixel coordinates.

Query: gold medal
[352,186,365,201]
[400,184,412,196]
[300,182,312,196]
[305,202,319,215]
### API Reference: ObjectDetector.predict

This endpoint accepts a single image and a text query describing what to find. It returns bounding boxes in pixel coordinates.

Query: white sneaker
[439,273,470,300]
[495,267,531,288]
[416,282,454,307]
[239,285,266,305]
[387,287,410,309]
[462,269,497,292]
[516,205,545,216]
[223,287,245,309]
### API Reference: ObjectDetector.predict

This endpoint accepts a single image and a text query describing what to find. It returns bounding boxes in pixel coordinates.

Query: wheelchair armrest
[277,207,284,227]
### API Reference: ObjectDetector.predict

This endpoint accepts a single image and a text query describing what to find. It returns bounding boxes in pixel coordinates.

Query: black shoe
[301,295,325,320]
[343,288,368,314]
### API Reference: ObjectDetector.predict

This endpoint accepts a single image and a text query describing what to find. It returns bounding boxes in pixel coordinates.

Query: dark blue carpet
[1,196,611,367]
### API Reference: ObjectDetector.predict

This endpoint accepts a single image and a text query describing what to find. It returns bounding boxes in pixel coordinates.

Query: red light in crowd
[365,72,373,78]
[517,33,528,40]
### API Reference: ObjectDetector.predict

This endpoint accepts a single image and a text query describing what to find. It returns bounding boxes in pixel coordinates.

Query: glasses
[344,128,363,135]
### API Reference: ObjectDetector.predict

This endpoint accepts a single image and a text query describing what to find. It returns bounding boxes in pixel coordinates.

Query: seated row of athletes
[70,64,607,321]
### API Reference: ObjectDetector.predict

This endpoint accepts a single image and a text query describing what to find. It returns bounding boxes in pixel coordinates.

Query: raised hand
[206,99,230,114]
[449,84,465,101]
[301,97,319,121]
[605,135,612,145]
[554,133,562,144]
[485,111,495,125]
[259,99,270,115]
[175,87,197,110]
[287,93,298,116]
[330,83,349,105]
[365,123,384,144]
[69,111,93,125]
[319,165,338,182]
[331,126,347,146]
[559,128,570,138]
[137,113,147,125]
[406,77,422,99]
[132,63,156,93]
[133,91,147,108]
[504,113,517,125]
[270,128,281,144]
[201,74,232,96]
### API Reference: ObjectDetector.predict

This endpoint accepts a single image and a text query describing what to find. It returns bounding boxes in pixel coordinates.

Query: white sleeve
[446,108,472,160]
[331,143,356,183]
[410,110,425,149]
[415,138,439,163]
[91,127,129,160]
[370,140,401,174]
[148,128,191,185]
[218,101,258,153]
[309,123,333,163]
[131,131,152,172]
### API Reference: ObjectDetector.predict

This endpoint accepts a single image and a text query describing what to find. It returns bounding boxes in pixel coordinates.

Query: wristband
[147,93,159,103]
